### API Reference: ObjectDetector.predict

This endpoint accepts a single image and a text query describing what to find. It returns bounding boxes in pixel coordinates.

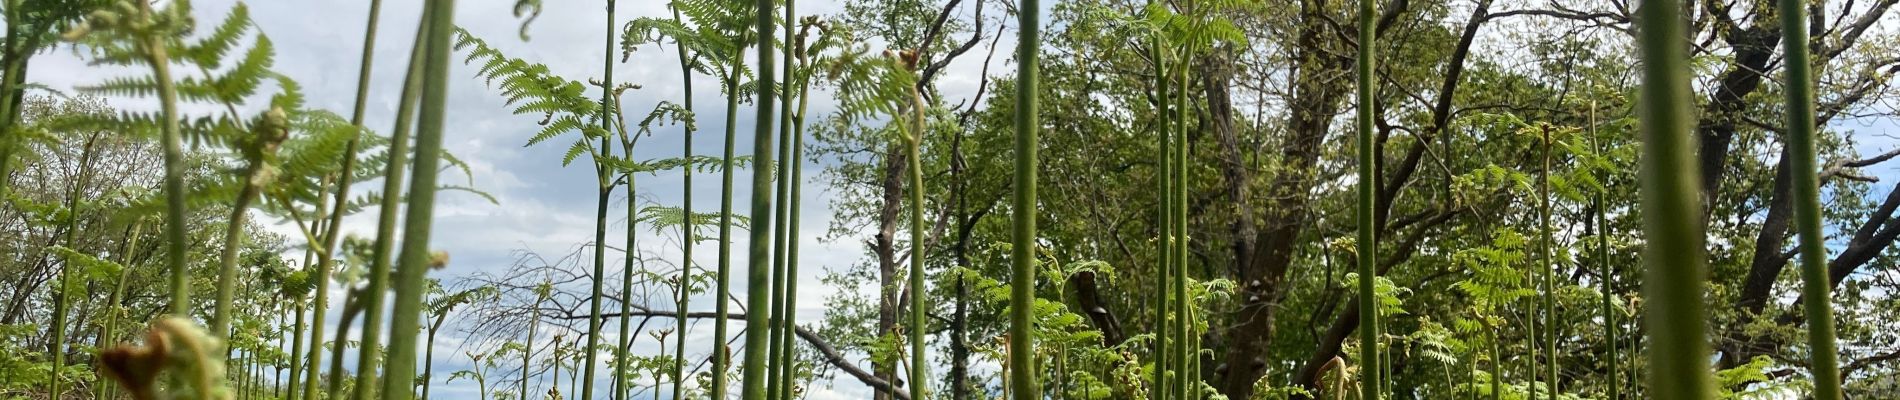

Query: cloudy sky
[35,0,1006,399]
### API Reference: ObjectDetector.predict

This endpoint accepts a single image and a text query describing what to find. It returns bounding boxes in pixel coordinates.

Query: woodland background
[2,0,1898,399]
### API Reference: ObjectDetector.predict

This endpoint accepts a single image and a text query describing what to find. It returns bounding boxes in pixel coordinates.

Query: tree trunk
[874,143,907,400]
[1216,3,1354,397]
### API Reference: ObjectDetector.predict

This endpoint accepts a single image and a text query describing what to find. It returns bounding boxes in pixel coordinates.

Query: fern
[454,29,613,167]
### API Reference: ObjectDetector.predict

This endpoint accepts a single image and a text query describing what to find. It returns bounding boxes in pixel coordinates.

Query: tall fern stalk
[1634,0,1713,397]
[904,57,930,400]
[356,1,432,397]
[47,137,99,399]
[297,0,389,388]
[713,41,744,400]
[1172,63,1190,400]
[666,7,697,400]
[211,108,283,344]
[1009,0,1042,394]
[1590,102,1619,400]
[775,34,813,399]
[378,0,457,398]
[766,7,805,396]
[1354,0,1380,397]
[583,2,620,400]
[96,220,146,400]
[1538,126,1556,398]
[1779,0,1844,396]
[128,0,190,318]
[1148,31,1173,400]
[740,0,781,393]
[765,0,799,392]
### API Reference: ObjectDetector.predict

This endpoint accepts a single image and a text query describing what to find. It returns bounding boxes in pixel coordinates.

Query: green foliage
[454,29,610,166]
[621,0,754,88]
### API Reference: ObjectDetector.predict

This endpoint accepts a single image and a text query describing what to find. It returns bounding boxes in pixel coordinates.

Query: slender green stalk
[213,130,275,343]
[765,7,803,399]
[775,42,813,399]
[97,220,146,400]
[1634,0,1713,397]
[48,136,99,400]
[378,0,457,397]
[672,61,695,400]
[1591,102,1620,400]
[1779,0,1844,397]
[622,167,644,400]
[1525,283,1536,399]
[298,183,336,400]
[1489,328,1501,400]
[1538,125,1557,398]
[353,2,435,399]
[421,314,446,400]
[740,0,781,391]
[327,289,364,397]
[523,285,546,399]
[129,0,191,318]
[582,2,620,400]
[1008,0,1041,394]
[1149,36,1172,400]
[1354,0,1380,397]
[288,282,308,400]
[765,3,798,392]
[662,7,697,400]
[904,62,930,400]
[713,51,745,400]
[1172,62,1190,400]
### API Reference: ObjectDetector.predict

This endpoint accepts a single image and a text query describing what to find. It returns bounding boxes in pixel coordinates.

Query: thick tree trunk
[1216,19,1351,396]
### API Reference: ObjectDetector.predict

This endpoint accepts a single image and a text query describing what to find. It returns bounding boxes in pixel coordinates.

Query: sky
[32,0,1006,399]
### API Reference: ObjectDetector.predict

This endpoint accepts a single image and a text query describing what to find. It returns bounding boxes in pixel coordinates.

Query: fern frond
[180,2,254,66]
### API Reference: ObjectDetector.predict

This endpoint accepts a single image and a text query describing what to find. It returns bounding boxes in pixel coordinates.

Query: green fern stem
[764,4,798,393]
[582,2,619,400]
[713,54,744,400]
[297,181,336,400]
[378,0,457,397]
[1634,0,1714,396]
[619,146,642,400]
[1779,0,1844,396]
[129,0,192,319]
[1008,0,1042,394]
[740,0,781,391]
[1149,35,1173,400]
[776,38,813,399]
[355,0,435,396]
[211,155,267,343]
[1172,59,1190,400]
[48,136,99,400]
[327,285,365,397]
[288,277,308,400]
[336,0,400,395]
[1590,103,1620,400]
[1538,125,1557,399]
[95,219,144,400]
[1354,0,1380,397]
[523,286,546,398]
[905,61,930,400]
[765,4,803,398]
[1489,327,1501,400]
[664,6,697,400]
